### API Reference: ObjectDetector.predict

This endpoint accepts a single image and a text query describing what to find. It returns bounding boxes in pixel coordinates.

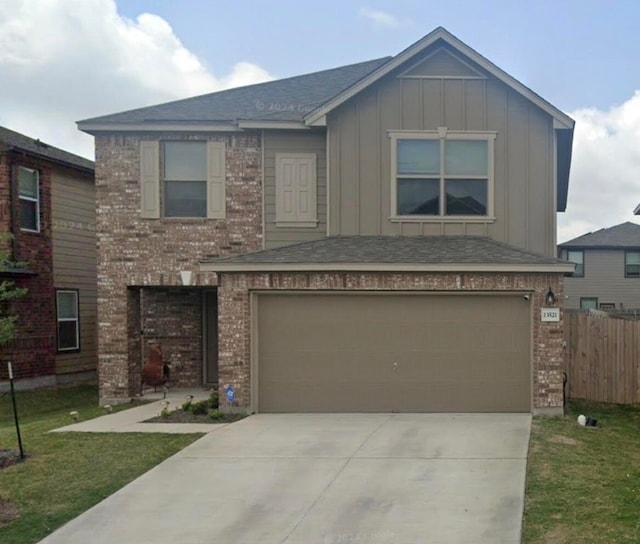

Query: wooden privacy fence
[564,311,640,404]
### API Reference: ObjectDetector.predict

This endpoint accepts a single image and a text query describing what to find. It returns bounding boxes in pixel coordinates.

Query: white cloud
[0,0,274,159]
[359,7,405,28]
[558,92,640,243]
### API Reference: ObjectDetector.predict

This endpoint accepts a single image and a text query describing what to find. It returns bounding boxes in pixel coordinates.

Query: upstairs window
[164,142,207,218]
[567,250,584,277]
[18,166,39,232]
[391,130,495,219]
[625,251,640,277]
[139,140,226,220]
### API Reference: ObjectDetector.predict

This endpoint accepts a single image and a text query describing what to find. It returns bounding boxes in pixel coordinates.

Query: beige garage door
[256,293,531,413]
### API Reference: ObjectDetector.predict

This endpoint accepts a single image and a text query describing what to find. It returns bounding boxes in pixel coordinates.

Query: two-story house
[559,222,640,310]
[0,126,97,389]
[78,27,574,414]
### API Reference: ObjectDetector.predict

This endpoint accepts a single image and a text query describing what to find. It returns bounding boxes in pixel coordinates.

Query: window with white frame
[567,250,584,277]
[625,251,640,278]
[56,290,79,351]
[391,130,495,218]
[163,142,207,217]
[18,166,39,231]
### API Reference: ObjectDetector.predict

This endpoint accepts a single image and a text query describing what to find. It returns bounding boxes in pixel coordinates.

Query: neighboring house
[0,126,96,389]
[78,27,574,414]
[559,222,640,310]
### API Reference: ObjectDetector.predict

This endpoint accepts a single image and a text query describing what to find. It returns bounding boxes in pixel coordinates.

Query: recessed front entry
[255,293,531,412]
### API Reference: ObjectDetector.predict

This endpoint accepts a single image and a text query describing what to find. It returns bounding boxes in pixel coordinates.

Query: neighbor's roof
[559,222,640,249]
[201,236,573,273]
[0,126,94,172]
[77,58,390,127]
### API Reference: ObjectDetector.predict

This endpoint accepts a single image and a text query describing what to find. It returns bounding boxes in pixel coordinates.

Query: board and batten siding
[263,130,327,249]
[51,169,97,376]
[327,49,556,257]
[560,249,640,310]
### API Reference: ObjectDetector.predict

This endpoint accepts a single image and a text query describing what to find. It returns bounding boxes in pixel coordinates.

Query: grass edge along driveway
[0,385,202,544]
[523,400,640,544]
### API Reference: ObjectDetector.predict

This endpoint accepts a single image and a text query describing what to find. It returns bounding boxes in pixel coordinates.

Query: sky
[2,0,640,243]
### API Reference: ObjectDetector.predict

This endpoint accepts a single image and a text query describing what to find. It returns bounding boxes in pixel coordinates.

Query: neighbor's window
[580,297,598,310]
[18,166,39,231]
[56,290,79,351]
[625,251,640,277]
[163,142,207,217]
[599,303,615,310]
[392,130,494,218]
[567,250,584,277]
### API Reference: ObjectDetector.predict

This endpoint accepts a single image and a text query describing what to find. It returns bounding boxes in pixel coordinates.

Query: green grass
[523,400,640,544]
[0,386,202,544]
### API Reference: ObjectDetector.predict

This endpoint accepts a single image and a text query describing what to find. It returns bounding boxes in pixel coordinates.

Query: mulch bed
[144,411,247,424]
[0,498,20,525]
[0,449,24,470]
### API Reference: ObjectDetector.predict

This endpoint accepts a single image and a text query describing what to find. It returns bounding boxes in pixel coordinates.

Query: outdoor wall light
[545,287,556,305]
[180,270,192,286]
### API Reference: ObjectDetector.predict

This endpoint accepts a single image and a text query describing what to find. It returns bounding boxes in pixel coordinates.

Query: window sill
[20,227,41,234]
[158,217,216,222]
[275,221,319,228]
[389,216,496,223]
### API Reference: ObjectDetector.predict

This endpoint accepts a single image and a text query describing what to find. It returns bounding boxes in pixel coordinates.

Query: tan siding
[561,249,640,309]
[328,57,556,256]
[264,130,327,249]
[52,171,97,375]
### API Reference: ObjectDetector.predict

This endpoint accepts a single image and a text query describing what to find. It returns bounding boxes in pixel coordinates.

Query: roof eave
[200,262,574,273]
[77,121,243,135]
[304,27,575,130]
[6,145,94,173]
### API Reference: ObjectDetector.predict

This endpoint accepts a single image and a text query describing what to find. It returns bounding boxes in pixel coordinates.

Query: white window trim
[56,289,80,352]
[18,166,40,233]
[389,128,496,221]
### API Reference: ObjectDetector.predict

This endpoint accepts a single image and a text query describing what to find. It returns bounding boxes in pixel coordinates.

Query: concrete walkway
[51,389,223,434]
[40,413,531,544]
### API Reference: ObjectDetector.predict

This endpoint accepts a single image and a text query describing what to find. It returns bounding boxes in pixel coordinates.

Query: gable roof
[304,27,574,130]
[0,125,94,172]
[201,235,572,273]
[77,58,389,129]
[559,222,640,249]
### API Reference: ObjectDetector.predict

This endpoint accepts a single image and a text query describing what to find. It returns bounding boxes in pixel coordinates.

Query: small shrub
[209,391,219,409]
[160,407,170,419]
[189,400,209,416]
[208,409,225,421]
[181,400,192,412]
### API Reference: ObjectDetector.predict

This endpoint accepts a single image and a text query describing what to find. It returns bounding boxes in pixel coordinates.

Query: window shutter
[207,141,226,219]
[139,141,160,218]
[275,153,317,225]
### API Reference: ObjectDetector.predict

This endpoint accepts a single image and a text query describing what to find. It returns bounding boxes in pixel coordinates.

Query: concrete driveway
[40,413,531,544]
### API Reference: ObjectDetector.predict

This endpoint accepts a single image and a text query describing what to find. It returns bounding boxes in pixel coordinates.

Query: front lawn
[523,400,640,543]
[0,385,202,544]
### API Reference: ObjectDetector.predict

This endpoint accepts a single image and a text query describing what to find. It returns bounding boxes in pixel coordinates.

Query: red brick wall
[95,133,262,402]
[218,271,566,410]
[0,152,56,380]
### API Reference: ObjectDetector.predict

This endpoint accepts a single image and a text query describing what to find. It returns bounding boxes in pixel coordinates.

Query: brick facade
[218,271,565,411]
[95,133,262,402]
[0,151,56,381]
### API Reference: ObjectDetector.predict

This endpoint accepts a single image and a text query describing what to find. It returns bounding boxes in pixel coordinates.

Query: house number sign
[541,308,560,322]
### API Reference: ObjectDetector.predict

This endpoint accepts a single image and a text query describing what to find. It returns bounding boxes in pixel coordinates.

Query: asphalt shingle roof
[0,126,94,171]
[559,222,640,248]
[206,236,565,266]
[79,58,390,125]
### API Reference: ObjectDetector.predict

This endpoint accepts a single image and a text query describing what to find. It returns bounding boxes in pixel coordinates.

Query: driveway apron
[38,413,531,544]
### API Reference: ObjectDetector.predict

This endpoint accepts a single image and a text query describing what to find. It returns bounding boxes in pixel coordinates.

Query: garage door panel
[257,294,531,412]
